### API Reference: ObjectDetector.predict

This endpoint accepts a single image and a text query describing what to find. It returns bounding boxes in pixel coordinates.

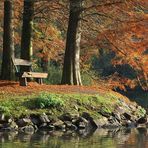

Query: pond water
[0,128,148,148]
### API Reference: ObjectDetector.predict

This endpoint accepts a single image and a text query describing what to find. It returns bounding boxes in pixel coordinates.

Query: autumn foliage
[0,0,147,90]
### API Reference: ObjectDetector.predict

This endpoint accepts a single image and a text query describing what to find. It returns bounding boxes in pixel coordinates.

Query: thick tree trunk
[21,0,34,72]
[61,0,83,85]
[1,0,15,80]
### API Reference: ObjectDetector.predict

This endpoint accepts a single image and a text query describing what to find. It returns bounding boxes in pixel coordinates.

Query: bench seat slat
[22,72,48,78]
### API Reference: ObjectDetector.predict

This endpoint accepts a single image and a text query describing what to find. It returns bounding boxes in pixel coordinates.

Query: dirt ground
[0,80,131,104]
[0,80,110,95]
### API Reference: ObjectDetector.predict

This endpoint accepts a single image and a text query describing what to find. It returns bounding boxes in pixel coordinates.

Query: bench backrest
[12,58,32,66]
[12,58,32,73]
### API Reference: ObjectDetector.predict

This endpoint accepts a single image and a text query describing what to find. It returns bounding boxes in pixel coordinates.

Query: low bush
[46,65,62,84]
[0,101,14,115]
[35,93,64,109]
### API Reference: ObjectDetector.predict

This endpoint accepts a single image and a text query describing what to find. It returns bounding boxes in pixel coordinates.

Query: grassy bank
[0,90,145,120]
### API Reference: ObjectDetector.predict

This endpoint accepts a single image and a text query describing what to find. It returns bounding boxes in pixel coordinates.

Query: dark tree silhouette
[1,0,15,80]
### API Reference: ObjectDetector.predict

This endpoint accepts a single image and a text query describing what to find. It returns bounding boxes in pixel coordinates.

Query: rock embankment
[0,98,148,133]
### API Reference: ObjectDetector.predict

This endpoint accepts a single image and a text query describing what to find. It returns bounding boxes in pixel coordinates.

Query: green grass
[0,91,142,119]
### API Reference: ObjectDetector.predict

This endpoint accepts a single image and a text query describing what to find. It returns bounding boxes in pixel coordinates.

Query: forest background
[0,0,147,92]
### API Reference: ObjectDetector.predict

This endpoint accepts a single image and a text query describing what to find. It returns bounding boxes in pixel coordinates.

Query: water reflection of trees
[0,128,147,148]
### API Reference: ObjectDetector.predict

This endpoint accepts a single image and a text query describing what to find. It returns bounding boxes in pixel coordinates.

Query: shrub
[0,105,10,113]
[46,65,62,84]
[81,72,93,86]
[0,101,13,115]
[35,93,64,109]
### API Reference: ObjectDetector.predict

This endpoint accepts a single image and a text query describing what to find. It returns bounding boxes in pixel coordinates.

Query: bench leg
[19,77,27,86]
[36,78,43,85]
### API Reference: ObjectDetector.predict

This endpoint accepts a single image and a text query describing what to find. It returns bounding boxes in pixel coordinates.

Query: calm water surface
[0,128,148,148]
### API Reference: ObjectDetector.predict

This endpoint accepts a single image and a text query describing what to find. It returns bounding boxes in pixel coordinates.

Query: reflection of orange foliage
[125,129,148,148]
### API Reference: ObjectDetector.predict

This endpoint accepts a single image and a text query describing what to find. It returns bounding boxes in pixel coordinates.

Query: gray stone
[64,121,72,127]
[137,116,147,124]
[10,121,18,129]
[93,117,109,128]
[8,118,13,123]
[59,113,72,121]
[108,116,121,126]
[115,106,125,114]
[0,114,5,123]
[39,124,55,131]
[0,114,13,124]
[82,112,92,120]
[64,121,77,130]
[53,120,64,126]
[76,117,90,129]
[1,121,18,131]
[53,120,66,130]
[72,119,77,124]
[81,112,98,129]
[47,125,55,130]
[74,105,79,111]
[112,113,121,123]
[74,117,88,126]
[31,116,40,126]
[60,113,79,122]
[31,113,50,127]
[129,104,137,112]
[17,118,32,127]
[123,112,132,120]
[39,113,50,123]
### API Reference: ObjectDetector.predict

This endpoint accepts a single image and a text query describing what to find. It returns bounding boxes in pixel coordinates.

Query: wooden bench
[12,58,48,86]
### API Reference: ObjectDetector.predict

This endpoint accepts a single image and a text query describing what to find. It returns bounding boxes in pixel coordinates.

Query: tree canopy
[0,0,147,90]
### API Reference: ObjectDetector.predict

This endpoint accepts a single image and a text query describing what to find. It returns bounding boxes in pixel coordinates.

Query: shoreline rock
[0,112,147,133]
[0,99,147,133]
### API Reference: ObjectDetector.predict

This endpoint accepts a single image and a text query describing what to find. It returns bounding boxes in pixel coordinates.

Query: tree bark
[21,0,34,72]
[61,0,83,85]
[1,0,15,80]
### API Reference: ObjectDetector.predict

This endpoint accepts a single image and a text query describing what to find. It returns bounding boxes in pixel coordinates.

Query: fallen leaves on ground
[0,80,130,103]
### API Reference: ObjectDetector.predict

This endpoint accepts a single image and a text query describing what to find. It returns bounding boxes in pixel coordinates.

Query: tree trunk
[21,0,34,72]
[1,0,15,80]
[61,0,83,85]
